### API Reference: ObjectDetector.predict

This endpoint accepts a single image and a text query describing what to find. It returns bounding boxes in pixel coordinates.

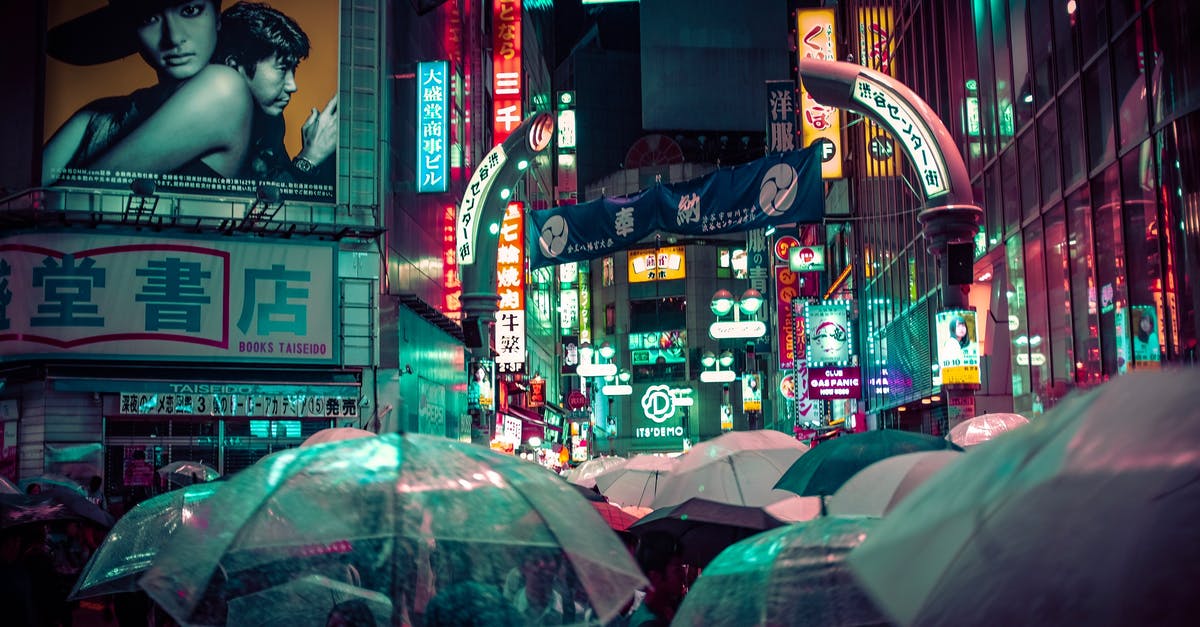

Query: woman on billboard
[940,313,976,365]
[42,0,253,185]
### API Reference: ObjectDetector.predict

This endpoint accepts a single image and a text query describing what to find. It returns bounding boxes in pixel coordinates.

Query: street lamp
[709,288,767,340]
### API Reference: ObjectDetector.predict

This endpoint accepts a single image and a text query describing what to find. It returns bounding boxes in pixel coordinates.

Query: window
[717,247,748,279]
[1092,163,1126,377]
[629,297,687,331]
[1083,54,1116,171]
[1043,205,1075,399]
[628,330,688,382]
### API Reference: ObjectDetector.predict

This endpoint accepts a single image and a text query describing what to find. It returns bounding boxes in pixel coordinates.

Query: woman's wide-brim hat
[47,0,217,66]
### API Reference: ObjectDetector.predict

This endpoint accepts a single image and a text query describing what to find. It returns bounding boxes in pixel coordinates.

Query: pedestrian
[627,531,688,626]
[325,599,375,627]
[124,449,154,507]
[85,475,107,511]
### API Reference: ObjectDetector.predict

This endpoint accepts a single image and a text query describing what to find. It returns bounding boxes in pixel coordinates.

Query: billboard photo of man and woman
[42,0,339,202]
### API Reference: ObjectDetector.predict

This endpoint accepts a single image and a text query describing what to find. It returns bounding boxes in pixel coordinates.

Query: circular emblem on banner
[774,235,800,262]
[868,135,896,161]
[538,215,569,258]
[757,163,798,216]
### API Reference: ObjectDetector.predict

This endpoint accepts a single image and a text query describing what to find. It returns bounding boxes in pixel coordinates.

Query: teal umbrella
[68,483,220,600]
[773,430,961,508]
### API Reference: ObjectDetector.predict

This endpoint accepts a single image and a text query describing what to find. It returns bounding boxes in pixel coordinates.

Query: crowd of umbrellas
[1,368,1198,625]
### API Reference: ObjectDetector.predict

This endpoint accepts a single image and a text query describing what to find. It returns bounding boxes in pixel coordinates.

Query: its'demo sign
[634,385,692,439]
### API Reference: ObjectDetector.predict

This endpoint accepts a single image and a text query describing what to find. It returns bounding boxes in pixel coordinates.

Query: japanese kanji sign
[417,60,449,193]
[851,75,950,198]
[492,0,523,143]
[494,202,526,374]
[0,232,337,363]
[797,7,843,179]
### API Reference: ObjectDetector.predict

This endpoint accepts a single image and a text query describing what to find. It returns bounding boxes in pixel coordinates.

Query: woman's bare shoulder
[180,64,250,97]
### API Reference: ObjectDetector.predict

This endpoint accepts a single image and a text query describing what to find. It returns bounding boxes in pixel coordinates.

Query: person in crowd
[215,1,338,185]
[424,582,521,627]
[0,531,38,626]
[628,531,688,626]
[124,449,155,507]
[502,549,568,624]
[325,599,376,627]
[85,475,107,510]
[42,0,253,185]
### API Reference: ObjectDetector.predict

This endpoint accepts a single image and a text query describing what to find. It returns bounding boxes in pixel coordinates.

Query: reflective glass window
[1006,233,1033,413]
[1030,0,1055,108]
[1043,205,1074,400]
[1060,82,1086,189]
[1091,164,1126,377]
[1083,54,1116,170]
[1019,129,1040,223]
[1009,0,1035,129]
[1112,21,1148,152]
[1038,108,1061,205]
[1120,142,1162,370]
[1067,185,1102,386]
[1023,218,1050,414]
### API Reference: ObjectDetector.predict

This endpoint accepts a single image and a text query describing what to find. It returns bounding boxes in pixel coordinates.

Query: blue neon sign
[417,60,449,193]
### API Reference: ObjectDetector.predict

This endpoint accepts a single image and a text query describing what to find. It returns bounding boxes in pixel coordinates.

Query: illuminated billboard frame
[42,0,339,202]
[936,308,981,386]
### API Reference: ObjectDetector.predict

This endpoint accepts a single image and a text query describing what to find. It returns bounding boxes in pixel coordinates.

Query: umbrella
[300,427,377,448]
[627,497,786,567]
[156,461,220,487]
[673,516,887,626]
[139,432,647,626]
[568,481,608,503]
[848,369,1200,626]
[946,412,1030,447]
[763,495,823,522]
[565,455,627,488]
[0,486,115,530]
[18,473,87,495]
[226,574,394,627]
[593,453,678,508]
[0,475,19,494]
[590,500,641,532]
[827,450,961,517]
[774,429,961,503]
[649,429,808,509]
[68,483,220,600]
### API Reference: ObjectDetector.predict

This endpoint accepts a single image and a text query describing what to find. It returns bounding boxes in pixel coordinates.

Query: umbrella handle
[820,495,828,517]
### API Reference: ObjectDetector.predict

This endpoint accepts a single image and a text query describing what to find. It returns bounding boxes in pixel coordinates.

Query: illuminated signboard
[632,384,691,450]
[492,0,523,142]
[936,309,981,386]
[470,359,496,410]
[557,109,576,150]
[630,330,687,366]
[442,206,462,319]
[806,301,853,367]
[628,246,686,283]
[766,80,797,152]
[797,8,843,179]
[43,0,339,202]
[789,245,826,272]
[495,202,526,374]
[857,6,900,176]
[742,374,762,412]
[1130,304,1162,365]
[807,366,862,399]
[417,60,449,193]
[456,144,507,265]
[776,266,800,370]
[851,75,950,199]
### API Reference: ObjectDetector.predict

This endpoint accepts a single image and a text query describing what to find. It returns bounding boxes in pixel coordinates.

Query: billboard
[0,231,338,364]
[495,202,526,374]
[936,309,981,386]
[492,0,523,142]
[627,246,686,283]
[43,1,339,202]
[417,60,449,193]
[797,7,843,179]
[805,301,853,367]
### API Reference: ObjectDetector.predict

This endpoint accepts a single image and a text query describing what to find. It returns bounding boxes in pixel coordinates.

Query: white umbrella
[946,412,1029,447]
[565,455,627,487]
[650,430,809,509]
[592,454,678,508]
[849,369,1200,626]
[827,450,961,517]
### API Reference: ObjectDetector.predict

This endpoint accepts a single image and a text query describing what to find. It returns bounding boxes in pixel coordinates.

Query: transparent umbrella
[18,473,86,495]
[226,574,394,627]
[156,461,220,487]
[299,427,377,448]
[946,412,1029,448]
[565,455,627,488]
[139,433,647,626]
[849,369,1200,626]
[0,475,19,494]
[592,454,678,508]
[649,430,808,509]
[69,483,219,600]
[673,516,887,626]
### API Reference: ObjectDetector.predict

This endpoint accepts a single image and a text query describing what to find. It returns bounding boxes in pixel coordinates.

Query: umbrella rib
[727,458,747,506]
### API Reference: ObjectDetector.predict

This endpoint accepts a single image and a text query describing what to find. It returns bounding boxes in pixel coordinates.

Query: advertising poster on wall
[936,308,981,386]
[742,374,762,412]
[805,302,852,367]
[43,0,339,202]
[1130,304,1162,366]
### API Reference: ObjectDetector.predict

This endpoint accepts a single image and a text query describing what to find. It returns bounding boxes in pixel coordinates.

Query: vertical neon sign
[492,0,523,143]
[417,60,448,193]
[495,202,526,373]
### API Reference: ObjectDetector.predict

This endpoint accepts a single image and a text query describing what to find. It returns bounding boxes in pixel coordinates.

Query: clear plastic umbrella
[226,574,394,627]
[69,483,220,600]
[650,429,808,509]
[0,475,19,494]
[673,516,887,626]
[849,369,1200,626]
[592,453,678,508]
[828,450,961,517]
[946,412,1029,447]
[156,461,220,487]
[564,455,627,487]
[299,427,377,448]
[140,433,647,626]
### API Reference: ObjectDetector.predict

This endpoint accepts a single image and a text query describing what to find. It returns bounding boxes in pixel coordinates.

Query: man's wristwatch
[293,157,316,174]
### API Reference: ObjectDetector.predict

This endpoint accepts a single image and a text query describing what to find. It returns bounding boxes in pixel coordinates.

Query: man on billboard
[215,2,337,185]
[43,0,254,185]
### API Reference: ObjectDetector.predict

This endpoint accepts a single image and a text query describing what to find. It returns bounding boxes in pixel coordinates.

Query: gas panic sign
[807,366,862,399]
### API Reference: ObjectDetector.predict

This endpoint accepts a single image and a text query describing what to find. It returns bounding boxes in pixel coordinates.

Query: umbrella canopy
[18,473,87,495]
[69,483,220,600]
[946,412,1030,447]
[156,461,220,487]
[649,430,809,509]
[0,475,19,494]
[140,432,647,626]
[763,494,824,522]
[628,497,786,567]
[590,500,641,532]
[299,427,377,448]
[774,429,961,498]
[828,450,962,517]
[0,486,115,530]
[226,574,394,627]
[673,516,886,626]
[565,455,627,487]
[592,453,678,508]
[848,369,1200,626]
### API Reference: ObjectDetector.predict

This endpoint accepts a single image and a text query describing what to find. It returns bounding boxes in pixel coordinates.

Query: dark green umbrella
[773,430,961,509]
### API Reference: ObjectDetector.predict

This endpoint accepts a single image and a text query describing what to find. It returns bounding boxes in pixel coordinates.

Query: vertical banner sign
[742,374,763,412]
[766,80,797,152]
[492,0,523,143]
[495,202,526,374]
[936,309,981,385]
[805,301,853,367]
[578,262,591,345]
[747,228,771,354]
[417,60,449,193]
[776,266,801,369]
[797,8,843,179]
[442,206,462,320]
[857,6,900,176]
[793,299,822,425]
